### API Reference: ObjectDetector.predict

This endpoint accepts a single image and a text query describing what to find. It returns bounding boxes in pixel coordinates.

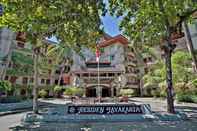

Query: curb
[0,108,32,116]
[0,104,59,117]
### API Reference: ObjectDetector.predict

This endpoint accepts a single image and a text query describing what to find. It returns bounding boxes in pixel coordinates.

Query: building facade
[69,34,140,97]
[0,28,59,91]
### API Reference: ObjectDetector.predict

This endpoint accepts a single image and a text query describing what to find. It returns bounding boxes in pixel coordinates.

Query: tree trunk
[33,51,39,114]
[164,50,175,113]
[158,0,175,114]
[183,21,197,72]
[50,69,55,86]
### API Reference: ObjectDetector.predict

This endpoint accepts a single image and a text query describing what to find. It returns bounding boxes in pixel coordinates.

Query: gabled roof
[97,34,128,48]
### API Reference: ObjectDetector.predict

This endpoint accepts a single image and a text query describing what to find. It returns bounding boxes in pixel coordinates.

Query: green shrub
[158,83,167,97]
[0,80,12,93]
[64,87,84,97]
[39,89,48,98]
[54,86,62,94]
[53,86,63,98]
[64,87,73,96]
[120,89,135,97]
[176,94,197,103]
[151,89,160,97]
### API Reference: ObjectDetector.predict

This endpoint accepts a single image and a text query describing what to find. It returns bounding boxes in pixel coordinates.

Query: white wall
[189,19,197,49]
[0,28,15,58]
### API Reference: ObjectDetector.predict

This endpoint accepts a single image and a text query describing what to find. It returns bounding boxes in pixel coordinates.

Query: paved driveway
[0,112,26,131]
[1,98,197,131]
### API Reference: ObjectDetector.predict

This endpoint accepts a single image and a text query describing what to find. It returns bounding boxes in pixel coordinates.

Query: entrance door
[86,88,96,97]
[102,88,111,97]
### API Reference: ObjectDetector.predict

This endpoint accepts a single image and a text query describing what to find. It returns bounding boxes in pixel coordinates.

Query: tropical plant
[38,89,48,98]
[47,44,73,86]
[0,80,12,96]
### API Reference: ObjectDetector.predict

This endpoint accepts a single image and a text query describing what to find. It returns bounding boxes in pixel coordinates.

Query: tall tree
[108,0,197,113]
[0,0,104,113]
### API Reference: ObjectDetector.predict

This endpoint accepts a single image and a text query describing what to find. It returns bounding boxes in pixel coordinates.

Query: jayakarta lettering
[67,105,143,114]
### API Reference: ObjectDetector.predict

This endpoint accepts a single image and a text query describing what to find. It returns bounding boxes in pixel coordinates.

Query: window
[8,62,12,68]
[110,55,115,61]
[30,78,34,83]
[22,77,28,84]
[46,79,50,85]
[55,70,60,74]
[41,79,45,84]
[55,80,58,84]
[82,73,89,77]
[86,63,111,68]
[77,74,80,77]
[143,58,147,63]
[4,76,9,80]
[108,73,114,77]
[90,74,97,77]
[48,59,52,64]
[100,73,107,77]
[148,57,152,62]
[100,48,104,53]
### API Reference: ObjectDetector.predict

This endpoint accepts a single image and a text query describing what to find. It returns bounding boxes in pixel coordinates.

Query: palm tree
[47,44,73,86]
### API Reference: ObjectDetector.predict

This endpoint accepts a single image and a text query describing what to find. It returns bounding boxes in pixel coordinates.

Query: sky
[101,13,121,36]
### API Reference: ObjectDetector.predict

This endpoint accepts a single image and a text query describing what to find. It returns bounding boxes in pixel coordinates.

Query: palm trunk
[159,0,175,114]
[33,50,39,114]
[183,21,197,72]
[58,59,66,86]
[50,69,55,86]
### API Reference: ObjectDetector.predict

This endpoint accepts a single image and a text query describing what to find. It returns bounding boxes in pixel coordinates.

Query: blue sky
[101,0,121,36]
[101,13,121,36]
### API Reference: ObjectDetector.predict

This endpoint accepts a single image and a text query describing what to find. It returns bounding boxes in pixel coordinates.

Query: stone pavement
[130,97,197,119]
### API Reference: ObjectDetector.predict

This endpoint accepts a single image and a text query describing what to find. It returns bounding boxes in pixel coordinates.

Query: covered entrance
[86,88,96,97]
[102,87,111,97]
[86,86,115,97]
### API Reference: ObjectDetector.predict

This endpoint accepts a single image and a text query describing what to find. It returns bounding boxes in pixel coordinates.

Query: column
[111,87,114,97]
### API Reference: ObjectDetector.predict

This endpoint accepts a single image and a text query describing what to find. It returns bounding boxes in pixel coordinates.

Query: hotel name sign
[67,105,143,114]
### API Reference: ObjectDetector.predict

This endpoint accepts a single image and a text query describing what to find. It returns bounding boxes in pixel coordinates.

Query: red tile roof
[98,35,128,48]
